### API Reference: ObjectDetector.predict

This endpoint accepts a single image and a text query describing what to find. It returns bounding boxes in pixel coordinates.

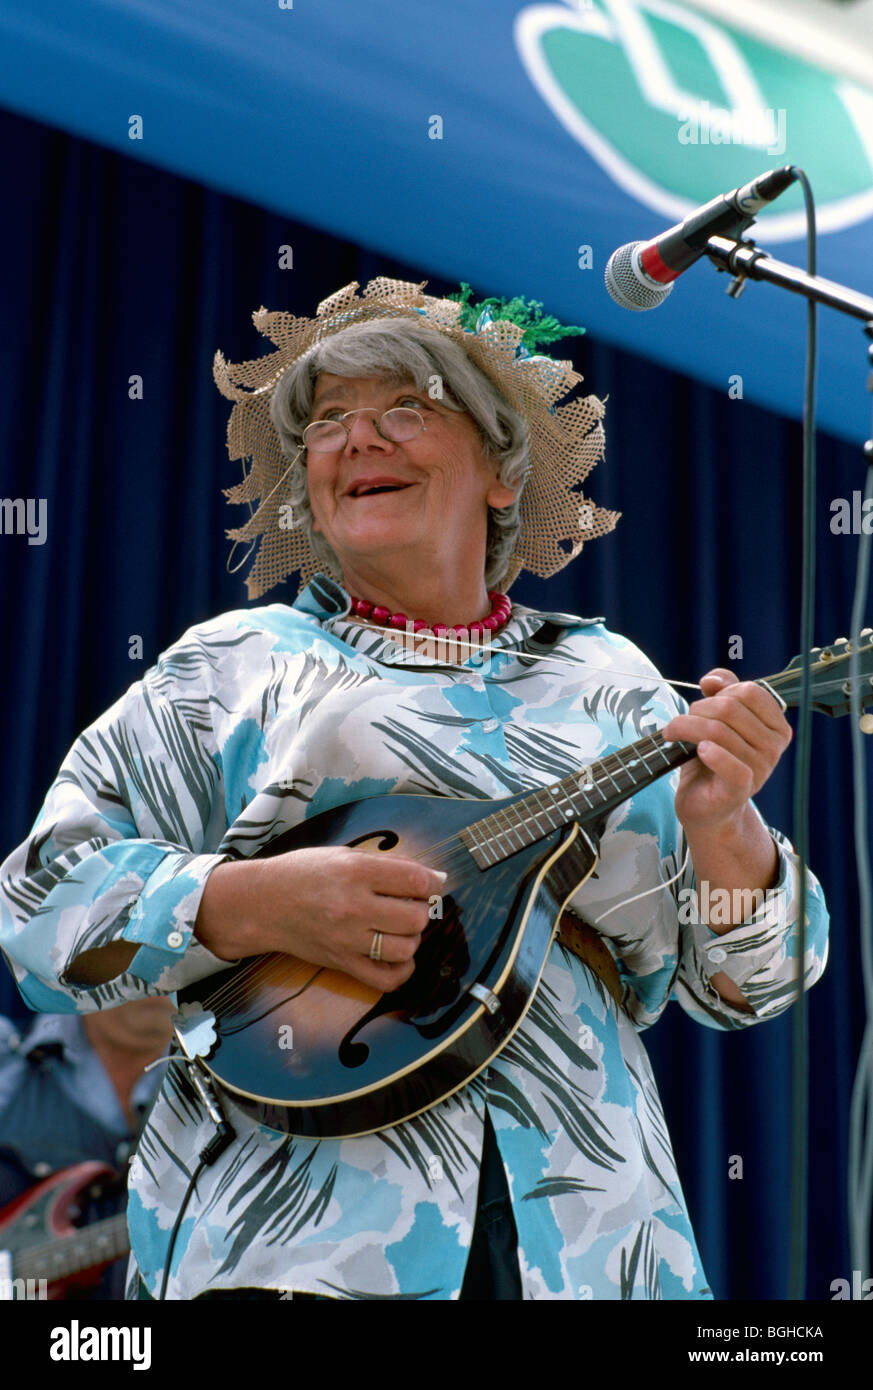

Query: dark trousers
[457,1110,522,1299]
[140,1111,522,1301]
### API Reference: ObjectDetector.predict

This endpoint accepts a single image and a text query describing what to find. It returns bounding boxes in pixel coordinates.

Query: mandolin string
[197,959,279,1009]
[195,664,872,1013]
[203,959,322,1013]
[199,971,315,1018]
[199,956,318,1011]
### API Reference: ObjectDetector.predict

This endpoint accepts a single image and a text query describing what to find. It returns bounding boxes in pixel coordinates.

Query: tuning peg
[834,637,849,646]
[862,628,872,639]
[860,714,873,735]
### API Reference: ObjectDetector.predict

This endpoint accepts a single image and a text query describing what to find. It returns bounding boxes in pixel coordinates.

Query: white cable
[331,618,705,691]
[593,843,691,923]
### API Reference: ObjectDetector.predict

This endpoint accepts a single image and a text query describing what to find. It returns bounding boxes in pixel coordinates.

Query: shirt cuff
[680,831,828,1019]
[687,849,787,987]
[120,850,237,989]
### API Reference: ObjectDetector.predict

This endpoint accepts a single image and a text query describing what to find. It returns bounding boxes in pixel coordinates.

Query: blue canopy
[1,0,871,441]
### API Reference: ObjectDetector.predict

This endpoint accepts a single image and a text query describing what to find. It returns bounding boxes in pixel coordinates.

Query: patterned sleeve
[670,814,830,1030]
[0,625,234,1014]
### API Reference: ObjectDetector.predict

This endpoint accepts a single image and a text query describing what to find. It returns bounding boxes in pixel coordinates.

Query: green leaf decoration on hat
[449,282,585,352]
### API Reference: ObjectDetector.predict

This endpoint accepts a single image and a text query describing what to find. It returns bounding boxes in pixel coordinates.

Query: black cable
[158,1158,208,1301]
[848,443,873,1282]
[780,176,873,1295]
[787,165,816,1301]
[156,1059,237,1300]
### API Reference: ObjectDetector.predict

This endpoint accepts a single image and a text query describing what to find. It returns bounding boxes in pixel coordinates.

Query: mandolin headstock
[761,629,873,720]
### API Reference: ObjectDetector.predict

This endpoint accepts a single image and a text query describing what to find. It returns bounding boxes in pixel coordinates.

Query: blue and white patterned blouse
[0,574,829,1299]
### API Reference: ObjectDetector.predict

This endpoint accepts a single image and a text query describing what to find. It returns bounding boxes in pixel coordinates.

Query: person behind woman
[0,278,828,1300]
[0,996,174,1298]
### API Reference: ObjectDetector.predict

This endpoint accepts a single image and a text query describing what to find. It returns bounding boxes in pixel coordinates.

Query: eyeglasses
[302,407,426,453]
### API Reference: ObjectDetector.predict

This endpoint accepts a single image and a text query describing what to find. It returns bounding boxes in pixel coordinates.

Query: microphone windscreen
[605,243,674,311]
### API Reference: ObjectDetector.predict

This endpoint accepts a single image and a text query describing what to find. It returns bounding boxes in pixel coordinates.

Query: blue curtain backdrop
[0,103,869,1301]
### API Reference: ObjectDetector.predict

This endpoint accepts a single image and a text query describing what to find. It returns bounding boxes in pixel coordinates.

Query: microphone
[605,166,798,311]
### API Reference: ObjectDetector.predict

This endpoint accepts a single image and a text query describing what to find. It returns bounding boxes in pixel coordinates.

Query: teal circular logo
[515,0,873,241]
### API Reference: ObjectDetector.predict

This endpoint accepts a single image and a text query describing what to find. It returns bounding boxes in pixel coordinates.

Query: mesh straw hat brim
[213,277,620,600]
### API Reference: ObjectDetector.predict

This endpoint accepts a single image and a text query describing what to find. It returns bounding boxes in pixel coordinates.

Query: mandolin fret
[649,736,673,766]
[600,762,623,794]
[545,783,577,823]
[501,803,530,848]
[612,748,634,780]
[531,787,563,830]
[463,817,498,867]
[462,730,696,868]
[523,791,563,839]
[496,803,532,849]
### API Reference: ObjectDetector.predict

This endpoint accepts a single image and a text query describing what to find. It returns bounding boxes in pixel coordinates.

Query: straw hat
[213,277,619,599]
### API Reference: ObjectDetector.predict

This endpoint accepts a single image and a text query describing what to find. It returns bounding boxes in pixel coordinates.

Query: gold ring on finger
[369,931,383,962]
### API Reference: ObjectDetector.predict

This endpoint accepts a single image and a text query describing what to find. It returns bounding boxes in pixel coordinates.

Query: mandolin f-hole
[345,829,399,852]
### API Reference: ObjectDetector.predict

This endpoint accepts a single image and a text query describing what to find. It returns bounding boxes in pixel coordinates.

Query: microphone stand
[705,233,873,321]
[706,230,873,1297]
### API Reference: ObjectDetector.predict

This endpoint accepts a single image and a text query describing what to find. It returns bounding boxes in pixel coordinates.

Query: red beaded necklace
[348,589,512,637]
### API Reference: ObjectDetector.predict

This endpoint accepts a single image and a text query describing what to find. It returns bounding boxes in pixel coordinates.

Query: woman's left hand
[661,669,793,833]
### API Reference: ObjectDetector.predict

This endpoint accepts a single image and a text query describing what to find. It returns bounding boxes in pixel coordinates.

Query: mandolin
[175,635,873,1139]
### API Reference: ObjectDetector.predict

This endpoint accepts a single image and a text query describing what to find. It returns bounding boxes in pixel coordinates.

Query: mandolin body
[177,792,600,1138]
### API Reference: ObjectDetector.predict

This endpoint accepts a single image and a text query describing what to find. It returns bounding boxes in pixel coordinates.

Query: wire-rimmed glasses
[302,407,426,453]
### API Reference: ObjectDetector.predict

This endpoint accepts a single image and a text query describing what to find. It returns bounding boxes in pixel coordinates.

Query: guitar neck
[461,728,697,868]
[11,1212,129,1284]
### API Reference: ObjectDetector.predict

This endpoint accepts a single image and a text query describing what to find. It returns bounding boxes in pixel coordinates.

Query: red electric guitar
[0,1162,128,1300]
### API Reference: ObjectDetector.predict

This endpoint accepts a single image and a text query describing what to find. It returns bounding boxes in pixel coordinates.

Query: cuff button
[708,946,727,964]
[167,931,184,949]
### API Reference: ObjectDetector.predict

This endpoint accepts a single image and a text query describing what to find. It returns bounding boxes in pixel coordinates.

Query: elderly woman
[0,279,828,1301]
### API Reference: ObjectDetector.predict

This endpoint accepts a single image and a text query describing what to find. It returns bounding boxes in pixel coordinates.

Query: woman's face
[304,373,516,584]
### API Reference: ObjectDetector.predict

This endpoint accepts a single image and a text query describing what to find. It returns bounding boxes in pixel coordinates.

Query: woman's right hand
[194,846,446,991]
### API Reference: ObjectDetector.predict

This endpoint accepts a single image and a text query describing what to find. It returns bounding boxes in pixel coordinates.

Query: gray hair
[268,317,530,587]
